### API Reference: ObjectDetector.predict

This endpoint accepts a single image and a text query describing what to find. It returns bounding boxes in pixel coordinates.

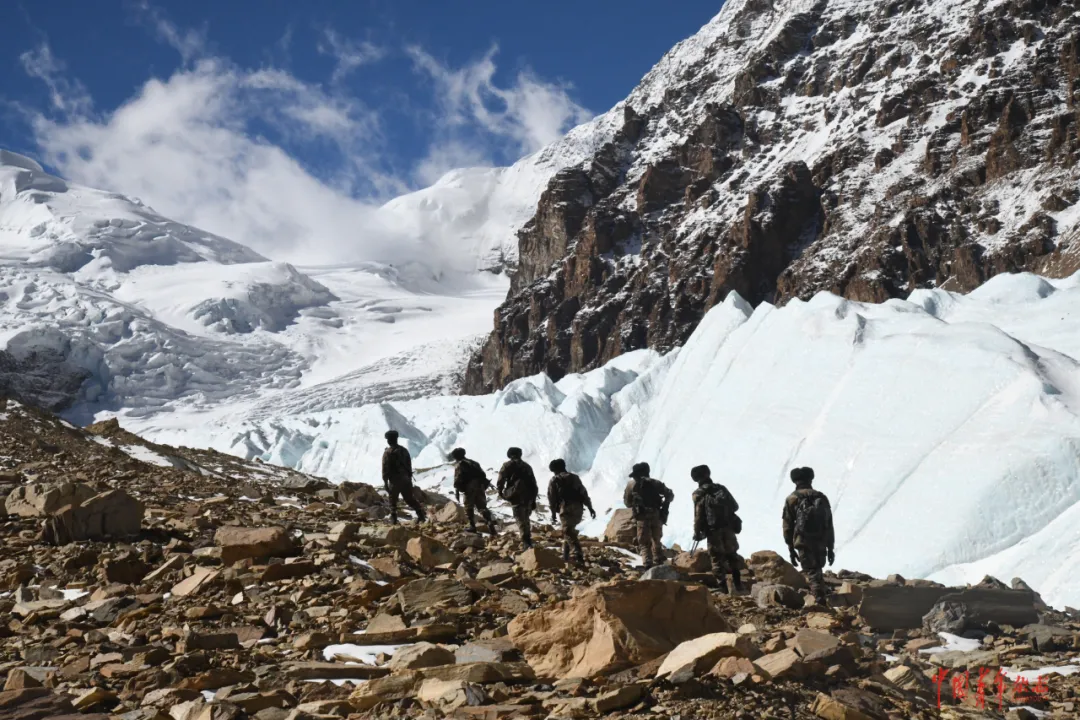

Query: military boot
[485,513,497,536]
[574,551,585,567]
[714,574,729,594]
[389,511,399,525]
[731,572,745,594]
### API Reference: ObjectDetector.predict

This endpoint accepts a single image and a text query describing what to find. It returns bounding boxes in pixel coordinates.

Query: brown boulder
[4,482,95,517]
[389,642,456,671]
[507,580,731,679]
[673,550,712,573]
[603,509,637,544]
[397,578,474,614]
[213,526,297,565]
[406,535,458,568]
[40,490,144,545]
[656,632,758,678]
[746,551,806,589]
[517,547,564,572]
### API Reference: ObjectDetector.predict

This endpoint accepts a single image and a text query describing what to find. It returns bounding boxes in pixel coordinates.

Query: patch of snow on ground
[322,643,406,666]
[920,633,982,654]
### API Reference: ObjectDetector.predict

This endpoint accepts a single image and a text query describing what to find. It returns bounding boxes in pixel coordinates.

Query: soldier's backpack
[703,486,742,534]
[794,491,829,540]
[632,477,665,513]
[503,462,536,504]
[454,458,488,492]
[558,473,587,505]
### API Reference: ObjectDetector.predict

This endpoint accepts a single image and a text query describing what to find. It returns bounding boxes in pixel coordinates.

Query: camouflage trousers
[463,487,495,533]
[559,503,584,562]
[706,528,741,588]
[388,478,425,523]
[795,543,828,599]
[512,503,533,547]
[636,512,664,567]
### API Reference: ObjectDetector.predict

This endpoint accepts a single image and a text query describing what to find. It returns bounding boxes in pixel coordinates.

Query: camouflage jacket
[382,445,412,482]
[782,484,834,549]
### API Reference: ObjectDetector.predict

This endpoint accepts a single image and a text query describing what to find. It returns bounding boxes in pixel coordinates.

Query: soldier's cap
[549,458,566,472]
[691,464,711,481]
[507,447,523,458]
[790,466,815,483]
[450,447,466,460]
[628,461,651,478]
[384,430,399,440]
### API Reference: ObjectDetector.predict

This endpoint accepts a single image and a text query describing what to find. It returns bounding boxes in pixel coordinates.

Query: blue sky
[0,1,720,260]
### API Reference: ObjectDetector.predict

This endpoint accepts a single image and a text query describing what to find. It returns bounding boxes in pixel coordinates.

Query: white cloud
[317,29,386,84]
[408,44,593,158]
[14,14,593,270]
[18,43,93,116]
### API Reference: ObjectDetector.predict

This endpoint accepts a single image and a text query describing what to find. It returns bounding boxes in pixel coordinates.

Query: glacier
[156,271,1080,610]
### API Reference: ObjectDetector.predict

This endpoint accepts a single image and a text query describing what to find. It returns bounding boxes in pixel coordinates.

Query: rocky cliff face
[464,0,1080,393]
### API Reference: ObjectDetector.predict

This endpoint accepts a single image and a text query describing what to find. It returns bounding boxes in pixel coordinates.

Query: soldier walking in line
[691,465,744,594]
[451,447,497,535]
[783,466,835,601]
[624,462,674,569]
[547,459,596,565]
[497,447,538,550]
[381,430,427,525]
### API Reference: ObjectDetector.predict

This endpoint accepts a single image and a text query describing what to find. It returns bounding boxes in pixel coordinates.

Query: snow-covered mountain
[464,0,1080,393]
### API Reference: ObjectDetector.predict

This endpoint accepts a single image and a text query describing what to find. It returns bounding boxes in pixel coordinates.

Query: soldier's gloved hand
[827,548,835,566]
[789,548,799,568]
[589,508,596,519]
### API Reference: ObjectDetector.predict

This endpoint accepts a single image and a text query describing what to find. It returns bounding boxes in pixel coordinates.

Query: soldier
[783,467,835,601]
[624,462,674,569]
[547,458,596,565]
[497,447,538,550]
[691,465,744,594]
[451,448,497,535]
[381,430,426,525]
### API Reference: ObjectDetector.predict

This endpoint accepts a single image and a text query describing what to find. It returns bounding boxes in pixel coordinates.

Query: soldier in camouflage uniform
[381,430,426,525]
[691,465,744,594]
[782,467,835,601]
[547,459,596,565]
[451,447,497,535]
[624,462,674,569]
[497,447,538,550]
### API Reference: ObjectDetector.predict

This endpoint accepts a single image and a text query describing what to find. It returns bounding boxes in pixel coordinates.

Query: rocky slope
[464,0,1080,392]
[2,399,1080,719]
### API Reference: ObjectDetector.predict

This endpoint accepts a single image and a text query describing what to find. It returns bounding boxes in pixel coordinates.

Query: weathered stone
[922,588,1039,634]
[752,648,806,680]
[365,612,408,633]
[417,679,486,710]
[858,585,950,630]
[673,550,712,573]
[657,632,758,678]
[746,551,807,589]
[406,535,457,568]
[389,642,457,671]
[640,564,680,581]
[711,656,756,678]
[418,662,535,684]
[171,567,221,598]
[282,661,389,680]
[593,684,645,713]
[338,624,458,646]
[508,579,731,678]
[516,547,564,572]
[455,638,518,664]
[751,583,803,609]
[292,632,334,651]
[793,629,840,658]
[348,673,420,710]
[603,509,637,544]
[4,482,94,517]
[214,526,296,565]
[434,502,467,523]
[40,489,144,544]
[260,561,315,583]
[476,562,516,583]
[810,692,875,720]
[397,577,474,613]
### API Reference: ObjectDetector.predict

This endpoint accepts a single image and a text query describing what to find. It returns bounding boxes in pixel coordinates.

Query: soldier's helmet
[628,462,651,478]
[790,467,815,483]
[507,447,523,459]
[549,458,566,473]
[384,430,398,441]
[690,464,711,482]
[450,447,467,461]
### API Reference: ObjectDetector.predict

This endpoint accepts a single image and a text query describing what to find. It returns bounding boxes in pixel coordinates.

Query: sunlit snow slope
[0,142,607,425]
[187,272,1080,609]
